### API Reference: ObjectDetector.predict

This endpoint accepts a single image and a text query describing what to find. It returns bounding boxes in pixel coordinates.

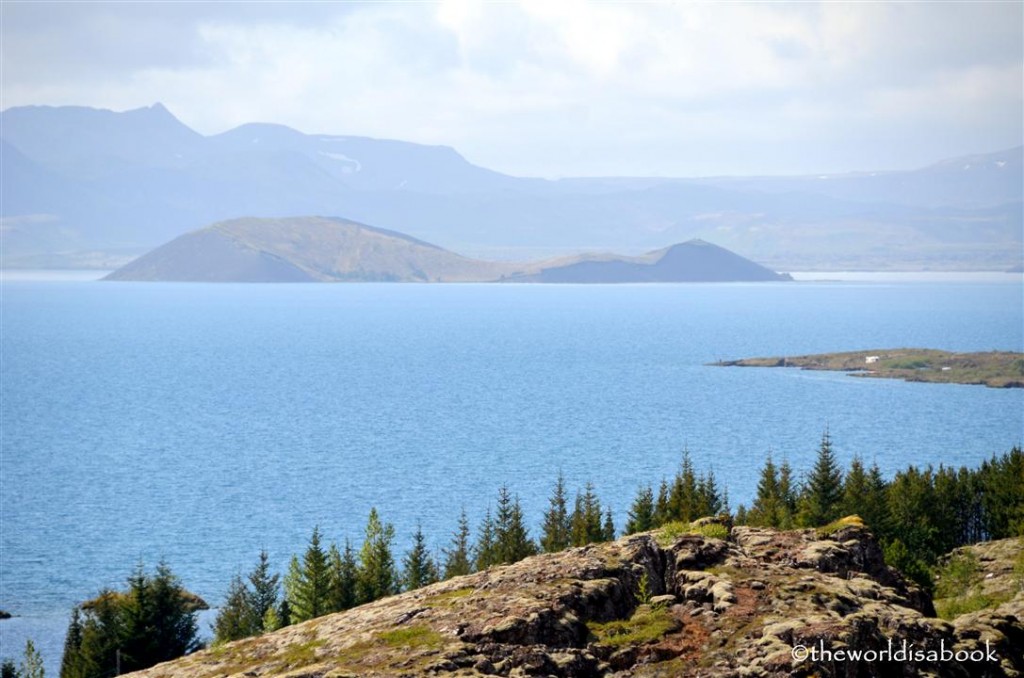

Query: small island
[715,349,1024,388]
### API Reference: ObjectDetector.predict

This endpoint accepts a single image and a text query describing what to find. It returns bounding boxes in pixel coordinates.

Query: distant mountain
[104,217,790,283]
[690,147,1024,210]
[2,104,1021,271]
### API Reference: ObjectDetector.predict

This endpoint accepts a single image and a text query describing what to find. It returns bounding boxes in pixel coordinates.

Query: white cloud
[2,1,1020,177]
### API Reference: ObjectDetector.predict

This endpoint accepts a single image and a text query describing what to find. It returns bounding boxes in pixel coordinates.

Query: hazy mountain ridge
[104,217,791,283]
[2,104,1021,271]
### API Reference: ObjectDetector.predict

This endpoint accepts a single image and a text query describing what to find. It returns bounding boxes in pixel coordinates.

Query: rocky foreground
[130,522,1023,677]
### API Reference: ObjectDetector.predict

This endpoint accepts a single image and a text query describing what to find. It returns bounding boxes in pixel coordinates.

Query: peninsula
[716,349,1024,388]
[103,216,792,284]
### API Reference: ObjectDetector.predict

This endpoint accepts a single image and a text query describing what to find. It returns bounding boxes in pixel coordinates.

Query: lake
[1,274,1022,670]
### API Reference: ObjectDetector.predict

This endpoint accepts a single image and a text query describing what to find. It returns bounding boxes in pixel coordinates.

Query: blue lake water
[2,276,1022,670]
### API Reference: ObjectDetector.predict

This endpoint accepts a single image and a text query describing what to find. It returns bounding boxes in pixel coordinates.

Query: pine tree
[750,454,781,527]
[277,598,292,628]
[1,659,17,678]
[798,431,844,527]
[443,508,473,579]
[840,455,869,521]
[696,471,723,517]
[494,485,536,564]
[402,525,440,590]
[625,485,655,534]
[778,458,797,528]
[653,479,671,527]
[978,447,1024,539]
[328,541,358,612]
[540,474,571,553]
[863,462,891,539]
[146,562,202,665]
[59,607,84,678]
[602,507,616,541]
[66,591,121,678]
[117,562,202,672]
[285,527,332,622]
[887,465,939,561]
[262,605,283,632]
[357,508,398,604]
[247,549,279,629]
[20,640,43,678]
[213,574,256,644]
[668,452,699,522]
[570,483,605,546]
[473,508,498,571]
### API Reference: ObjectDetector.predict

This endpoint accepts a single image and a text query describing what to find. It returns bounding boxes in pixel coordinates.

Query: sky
[1,1,1022,178]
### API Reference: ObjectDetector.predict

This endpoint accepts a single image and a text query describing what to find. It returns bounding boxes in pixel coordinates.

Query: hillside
[2,104,1020,271]
[104,217,522,283]
[126,524,1023,677]
[515,240,789,283]
[103,218,791,283]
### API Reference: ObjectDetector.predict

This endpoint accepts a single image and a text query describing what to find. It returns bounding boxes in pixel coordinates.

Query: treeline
[213,480,618,644]
[42,438,1022,678]
[724,434,1022,588]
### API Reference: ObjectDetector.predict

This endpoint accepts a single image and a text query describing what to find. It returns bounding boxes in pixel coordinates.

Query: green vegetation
[654,520,728,545]
[51,434,1022,677]
[797,431,845,527]
[2,641,44,678]
[285,527,332,623]
[494,484,538,563]
[59,563,204,678]
[932,548,1019,619]
[423,587,474,607]
[935,591,1013,619]
[569,482,614,547]
[815,515,865,538]
[649,451,727,527]
[635,571,653,605]
[719,348,1024,388]
[402,525,440,591]
[442,509,473,579]
[740,443,1023,592]
[377,625,445,649]
[213,549,282,644]
[280,638,326,668]
[540,473,571,553]
[932,550,1011,619]
[588,604,679,647]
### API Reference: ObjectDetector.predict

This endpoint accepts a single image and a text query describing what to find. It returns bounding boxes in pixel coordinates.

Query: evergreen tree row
[50,438,1020,678]
[621,434,1022,570]
[623,451,727,533]
[213,480,623,646]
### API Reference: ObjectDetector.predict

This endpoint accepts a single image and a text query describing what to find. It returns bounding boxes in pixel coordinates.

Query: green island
[716,349,1024,388]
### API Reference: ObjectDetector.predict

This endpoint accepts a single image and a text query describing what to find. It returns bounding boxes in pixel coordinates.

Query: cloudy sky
[2,1,1021,177]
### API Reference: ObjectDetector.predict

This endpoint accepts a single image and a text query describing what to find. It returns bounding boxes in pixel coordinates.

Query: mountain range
[2,103,1021,270]
[104,216,791,283]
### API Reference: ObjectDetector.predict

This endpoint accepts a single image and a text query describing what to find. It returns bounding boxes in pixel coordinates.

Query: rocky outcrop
[129,526,1023,678]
